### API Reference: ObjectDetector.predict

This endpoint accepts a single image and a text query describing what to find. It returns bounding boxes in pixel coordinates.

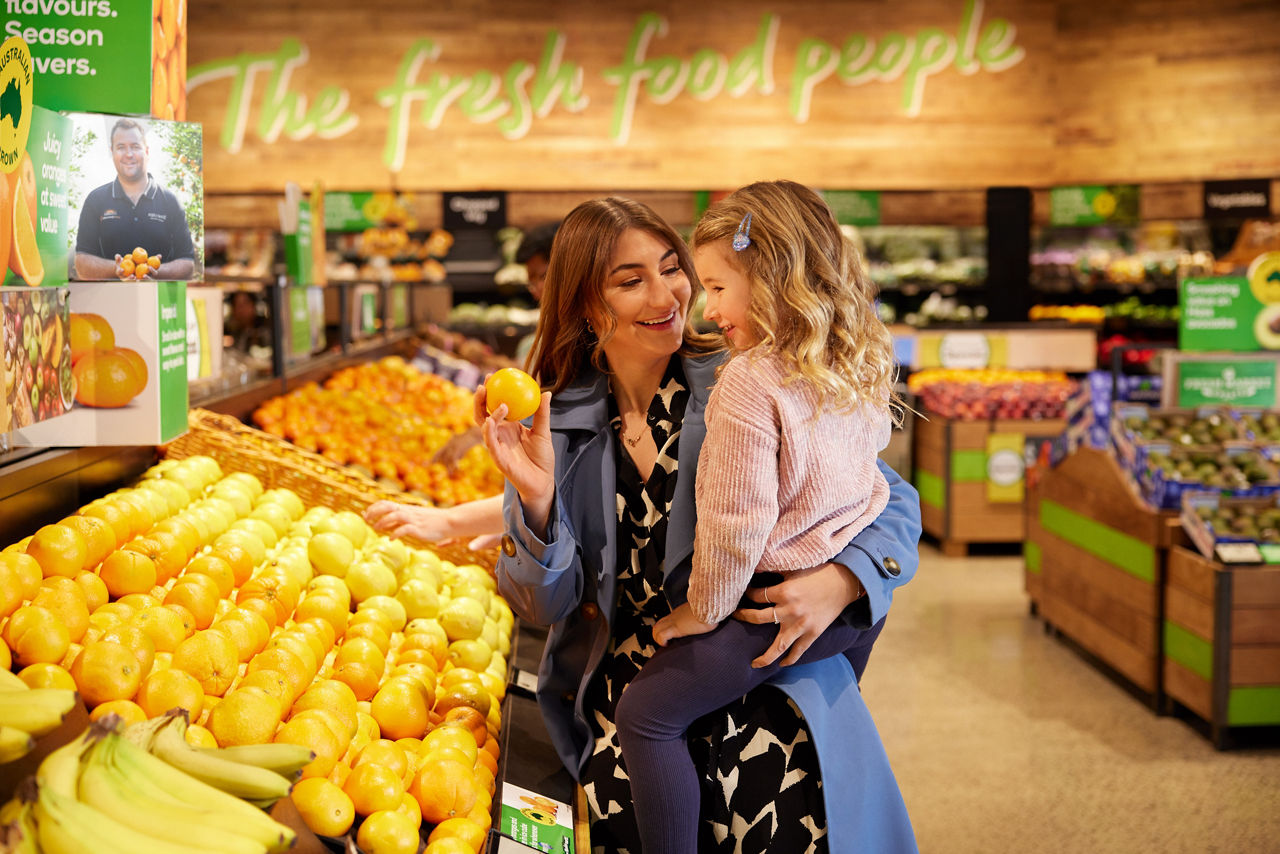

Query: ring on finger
[772,606,779,625]
[763,589,772,605]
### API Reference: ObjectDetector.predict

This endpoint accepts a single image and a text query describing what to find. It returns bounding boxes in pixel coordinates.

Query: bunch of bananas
[0,714,312,854]
[0,670,77,764]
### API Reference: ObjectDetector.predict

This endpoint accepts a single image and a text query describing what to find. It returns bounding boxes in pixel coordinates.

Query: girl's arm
[737,460,920,666]
[364,494,505,544]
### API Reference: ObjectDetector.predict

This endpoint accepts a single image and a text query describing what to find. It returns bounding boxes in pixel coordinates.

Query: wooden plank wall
[186,0,1280,196]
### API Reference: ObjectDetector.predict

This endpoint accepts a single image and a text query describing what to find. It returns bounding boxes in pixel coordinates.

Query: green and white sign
[360,290,377,335]
[1180,270,1280,352]
[323,191,377,231]
[1177,360,1277,408]
[156,281,188,442]
[823,190,881,226]
[497,782,574,853]
[284,202,314,284]
[2,103,72,287]
[4,3,153,113]
[1049,184,1139,226]
[388,284,409,330]
[288,286,312,358]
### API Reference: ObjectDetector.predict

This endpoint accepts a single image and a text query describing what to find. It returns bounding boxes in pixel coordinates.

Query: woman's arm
[737,460,920,666]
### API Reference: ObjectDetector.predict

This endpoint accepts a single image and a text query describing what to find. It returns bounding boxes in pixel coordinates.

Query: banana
[0,670,27,691]
[32,784,198,854]
[1,800,38,854]
[198,741,315,779]
[120,713,171,750]
[32,732,91,797]
[0,726,34,763]
[108,730,296,854]
[148,717,294,804]
[77,739,268,854]
[0,689,76,737]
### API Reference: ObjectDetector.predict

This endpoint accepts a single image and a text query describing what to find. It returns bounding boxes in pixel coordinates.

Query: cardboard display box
[1163,546,1280,747]
[913,411,1068,555]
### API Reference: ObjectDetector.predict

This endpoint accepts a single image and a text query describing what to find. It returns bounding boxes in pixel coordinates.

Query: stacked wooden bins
[1163,547,1280,747]
[913,413,1068,555]
[1025,447,1186,705]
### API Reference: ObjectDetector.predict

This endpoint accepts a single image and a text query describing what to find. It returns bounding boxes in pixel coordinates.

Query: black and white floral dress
[579,359,829,854]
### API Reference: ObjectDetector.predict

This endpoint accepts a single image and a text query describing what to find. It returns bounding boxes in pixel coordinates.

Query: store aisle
[862,545,1280,854]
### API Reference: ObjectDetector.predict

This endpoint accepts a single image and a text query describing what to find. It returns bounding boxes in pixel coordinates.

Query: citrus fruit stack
[68,312,149,408]
[0,453,514,854]
[251,356,504,507]
[117,246,164,281]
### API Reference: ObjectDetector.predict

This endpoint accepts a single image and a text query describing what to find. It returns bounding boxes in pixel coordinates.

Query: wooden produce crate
[1028,447,1186,704]
[1163,546,1280,747]
[913,413,1068,555]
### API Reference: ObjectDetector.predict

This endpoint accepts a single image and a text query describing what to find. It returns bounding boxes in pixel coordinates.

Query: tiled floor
[862,544,1280,854]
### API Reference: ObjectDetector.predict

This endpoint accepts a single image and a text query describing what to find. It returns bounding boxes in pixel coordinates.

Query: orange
[6,605,71,668]
[466,797,492,832]
[161,602,197,639]
[410,756,478,824]
[223,608,271,656]
[73,571,110,613]
[343,620,391,654]
[136,667,204,719]
[98,549,158,598]
[474,745,498,778]
[433,682,491,719]
[246,645,311,701]
[348,606,395,637]
[471,762,495,797]
[393,647,440,668]
[326,760,352,789]
[421,723,477,767]
[0,638,9,671]
[275,713,342,779]
[78,502,133,547]
[183,554,235,598]
[71,640,143,707]
[25,524,89,578]
[209,686,283,746]
[122,535,185,584]
[236,596,280,629]
[389,662,437,697]
[89,699,148,728]
[113,492,158,540]
[208,542,254,587]
[443,706,488,750]
[17,662,76,690]
[355,809,419,854]
[293,593,349,638]
[1,552,43,602]
[372,678,431,741]
[73,349,145,408]
[209,615,258,663]
[331,661,380,701]
[185,723,219,749]
[342,762,405,816]
[427,817,486,852]
[291,778,355,838]
[399,631,447,669]
[238,575,298,626]
[291,679,359,740]
[164,576,218,629]
[116,348,149,392]
[423,839,474,854]
[119,256,136,277]
[353,739,409,780]
[335,637,385,678]
[147,517,201,558]
[485,367,541,422]
[396,791,422,828]
[59,515,118,568]
[9,183,43,286]
[148,254,161,270]
[0,565,25,618]
[172,630,238,696]
[131,246,149,266]
[262,631,319,677]
[98,623,157,680]
[129,606,188,653]
[293,617,337,659]
[32,585,90,643]
[237,668,293,710]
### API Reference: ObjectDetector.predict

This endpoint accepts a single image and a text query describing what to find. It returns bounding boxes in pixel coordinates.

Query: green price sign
[156,281,189,443]
[1177,360,1277,408]
[1049,185,1139,226]
[823,190,881,226]
[7,6,153,113]
[284,203,313,285]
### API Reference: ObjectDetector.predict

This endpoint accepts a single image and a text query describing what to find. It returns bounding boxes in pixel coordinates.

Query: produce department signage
[1049,185,1139,226]
[1180,260,1280,352]
[1203,179,1271,220]
[1176,360,1277,408]
[185,0,1038,191]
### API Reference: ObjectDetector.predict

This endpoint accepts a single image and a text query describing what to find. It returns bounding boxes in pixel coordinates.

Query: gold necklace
[622,428,646,448]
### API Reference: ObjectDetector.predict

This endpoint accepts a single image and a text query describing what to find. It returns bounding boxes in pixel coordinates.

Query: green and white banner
[1180,258,1280,353]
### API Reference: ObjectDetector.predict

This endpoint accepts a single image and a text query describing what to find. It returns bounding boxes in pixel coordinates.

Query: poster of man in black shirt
[74,118,197,281]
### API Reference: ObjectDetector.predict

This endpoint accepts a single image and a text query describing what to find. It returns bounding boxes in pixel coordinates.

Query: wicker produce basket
[163,408,500,570]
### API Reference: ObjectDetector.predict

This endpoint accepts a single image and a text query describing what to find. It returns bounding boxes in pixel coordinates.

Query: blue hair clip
[732,213,753,252]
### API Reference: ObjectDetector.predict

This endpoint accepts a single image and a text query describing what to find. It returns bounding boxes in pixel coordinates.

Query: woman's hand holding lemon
[476,369,556,536]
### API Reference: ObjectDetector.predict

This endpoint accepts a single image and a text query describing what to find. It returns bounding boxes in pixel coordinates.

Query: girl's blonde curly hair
[692,180,900,419]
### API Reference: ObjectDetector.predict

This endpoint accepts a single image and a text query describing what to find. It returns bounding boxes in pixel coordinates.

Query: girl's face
[595,228,692,368]
[694,242,757,348]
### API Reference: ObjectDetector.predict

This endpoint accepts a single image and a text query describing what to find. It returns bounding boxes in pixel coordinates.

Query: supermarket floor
[863,544,1280,854]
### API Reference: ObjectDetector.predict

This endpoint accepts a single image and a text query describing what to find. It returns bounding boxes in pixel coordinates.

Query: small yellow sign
[986,432,1025,503]
[0,37,34,176]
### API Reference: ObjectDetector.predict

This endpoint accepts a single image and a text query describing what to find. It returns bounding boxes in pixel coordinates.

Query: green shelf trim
[1228,687,1280,726]
[1039,499,1155,582]
[1164,620,1213,682]
[951,449,987,482]
[1024,540,1042,574]
[916,469,944,510]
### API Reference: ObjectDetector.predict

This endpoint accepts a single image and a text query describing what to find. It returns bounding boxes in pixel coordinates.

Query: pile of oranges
[0,454,512,854]
[117,246,163,281]
[69,312,148,408]
[253,356,504,507]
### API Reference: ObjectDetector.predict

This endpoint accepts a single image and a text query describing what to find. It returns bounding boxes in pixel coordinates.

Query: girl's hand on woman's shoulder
[735,563,865,668]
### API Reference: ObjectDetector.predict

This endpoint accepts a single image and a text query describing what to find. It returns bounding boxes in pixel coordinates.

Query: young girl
[614,180,900,853]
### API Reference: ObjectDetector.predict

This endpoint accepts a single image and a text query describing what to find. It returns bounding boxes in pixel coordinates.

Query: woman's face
[595,228,691,367]
[694,241,757,348]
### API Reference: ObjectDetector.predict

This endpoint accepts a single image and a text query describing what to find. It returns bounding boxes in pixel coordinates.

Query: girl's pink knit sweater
[687,352,891,623]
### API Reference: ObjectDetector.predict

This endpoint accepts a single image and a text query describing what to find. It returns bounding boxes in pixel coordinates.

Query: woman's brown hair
[527,197,718,394]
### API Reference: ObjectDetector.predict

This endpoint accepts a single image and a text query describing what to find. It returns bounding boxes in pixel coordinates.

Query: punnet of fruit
[0,454,512,850]
[907,369,1077,421]
[252,356,504,507]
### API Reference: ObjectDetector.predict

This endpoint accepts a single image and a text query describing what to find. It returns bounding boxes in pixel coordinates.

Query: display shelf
[1163,546,1280,748]
[1026,447,1188,705]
